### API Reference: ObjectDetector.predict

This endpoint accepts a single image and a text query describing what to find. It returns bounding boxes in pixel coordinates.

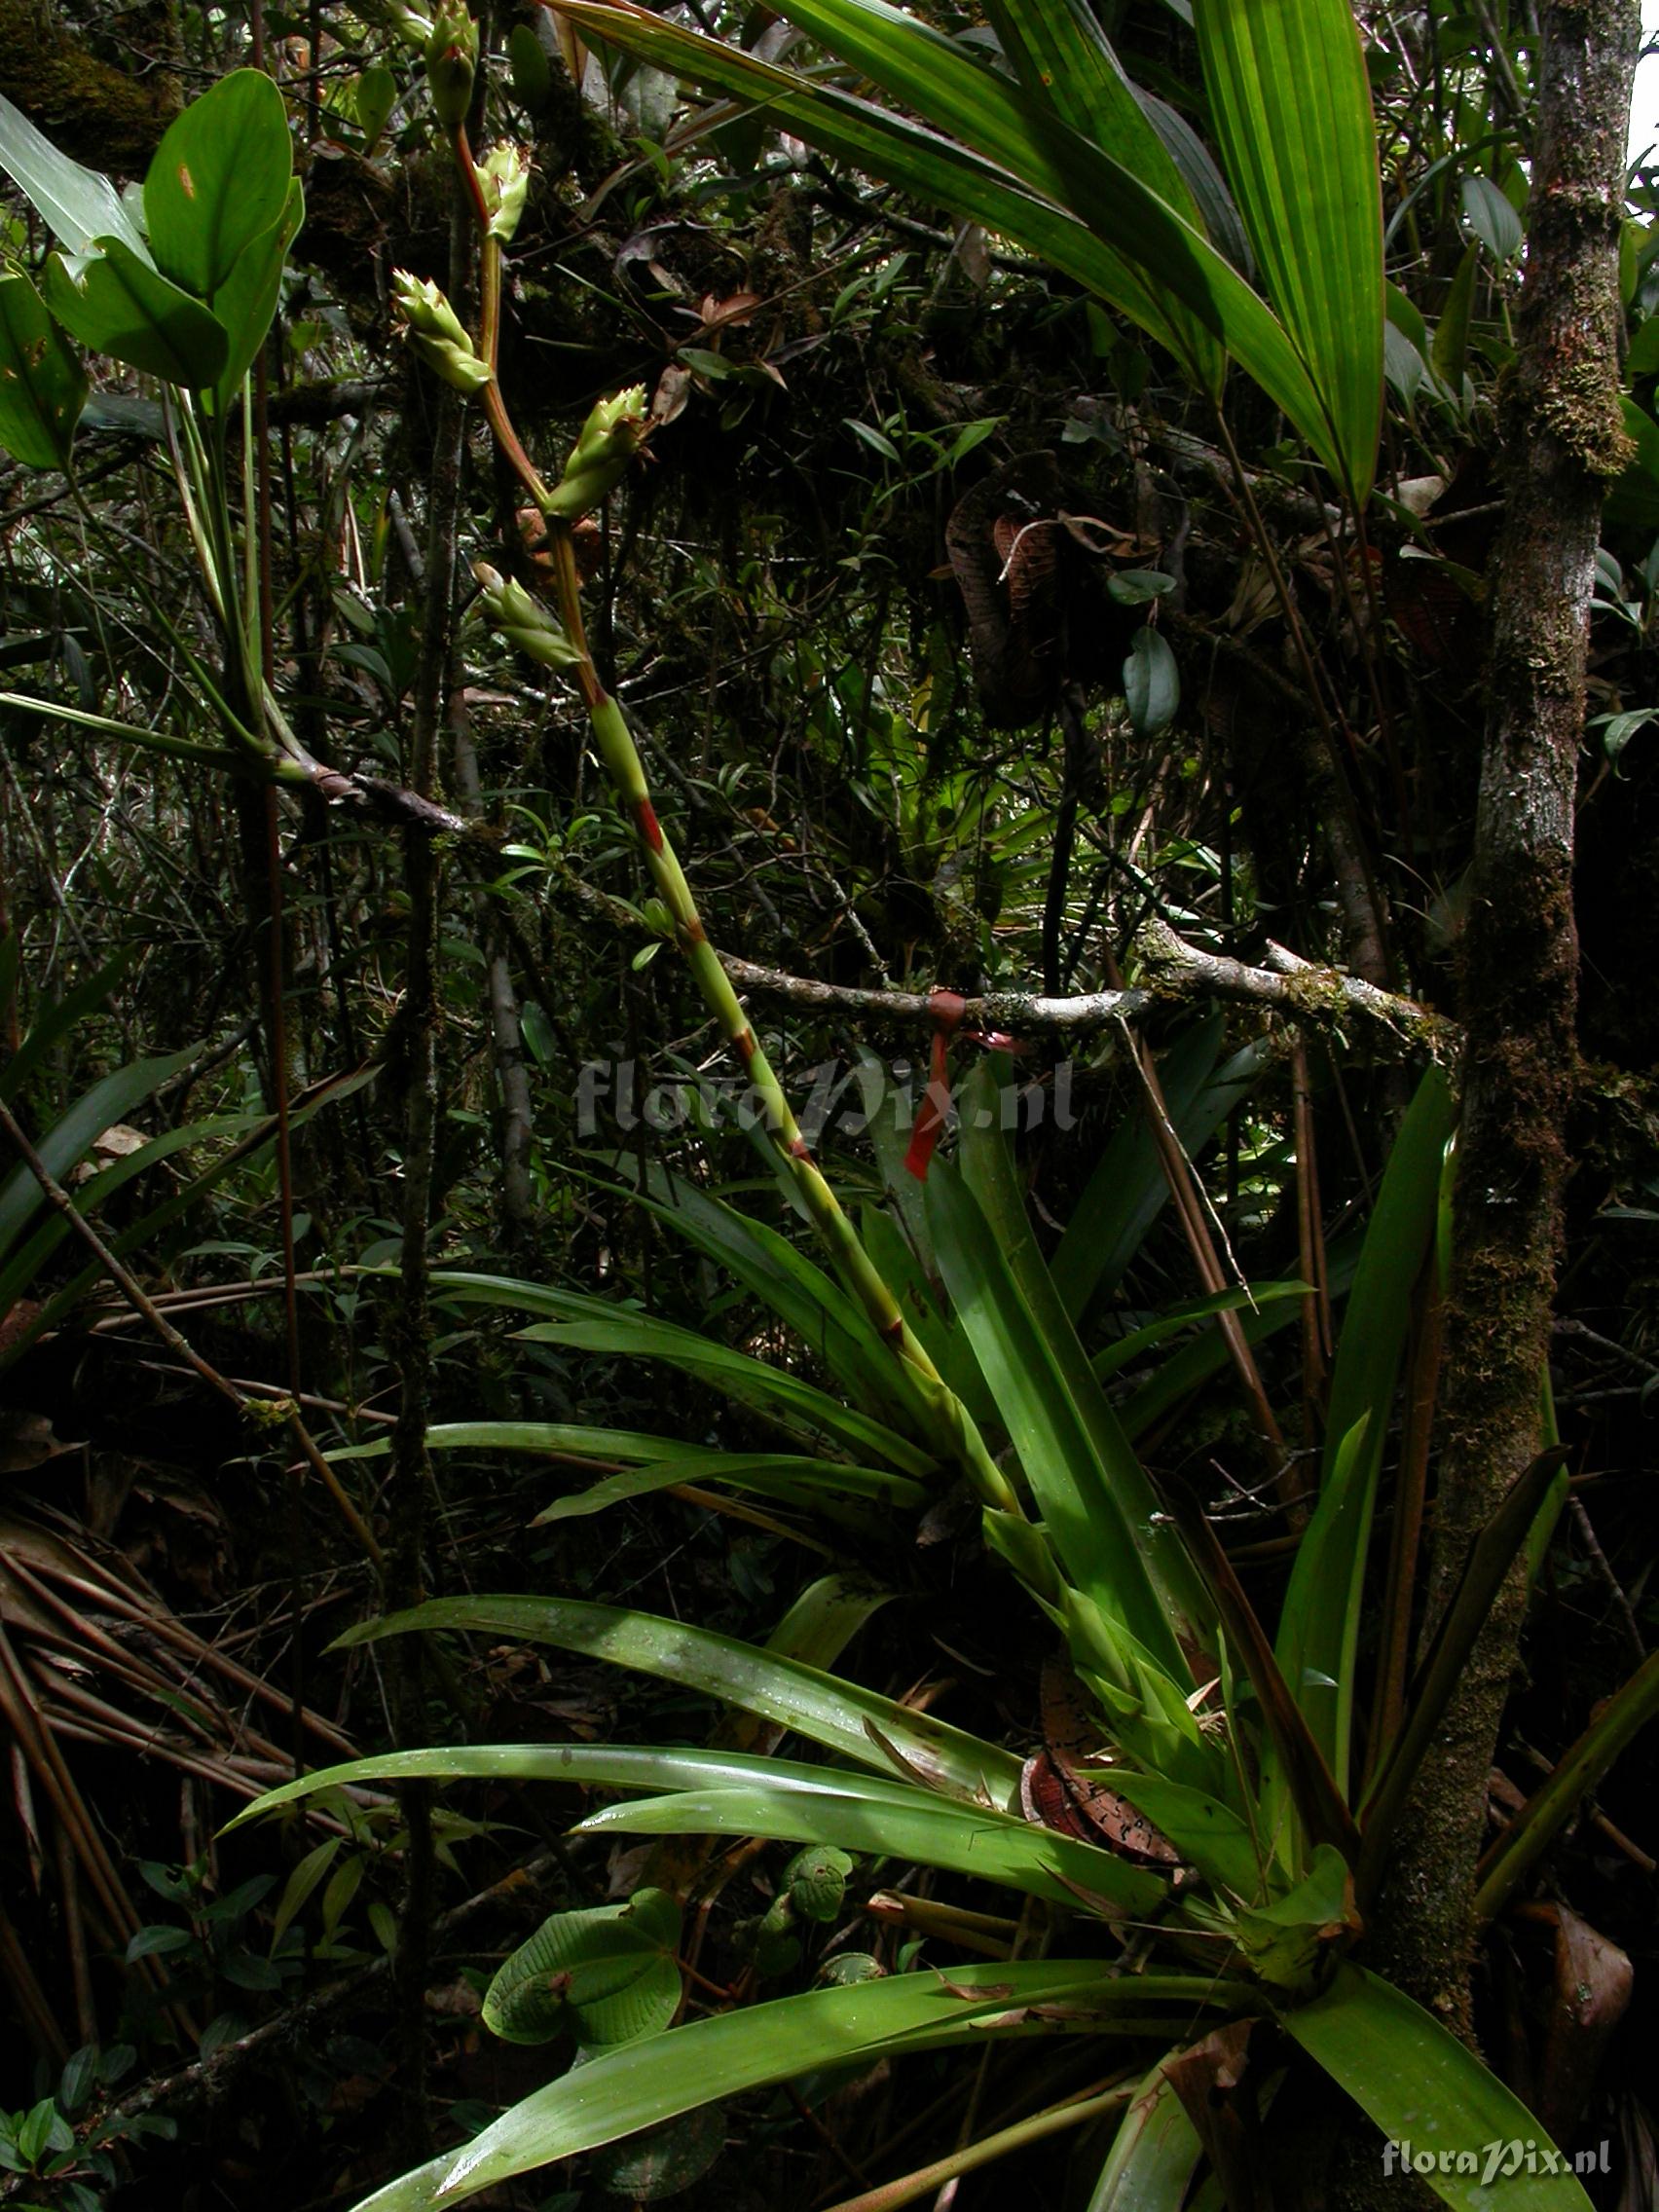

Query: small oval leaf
[1460,173,1523,264]
[486,1889,683,2047]
[355,65,398,147]
[1124,625,1179,737]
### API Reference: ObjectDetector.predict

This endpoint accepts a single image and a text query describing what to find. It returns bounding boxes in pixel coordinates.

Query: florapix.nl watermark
[1382,2138,1610,2186]
[573,1054,1079,1143]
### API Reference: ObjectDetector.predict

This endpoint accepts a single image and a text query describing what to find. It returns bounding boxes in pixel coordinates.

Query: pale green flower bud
[426,4,478,130]
[473,564,583,668]
[392,269,491,394]
[543,385,650,519]
[478,143,531,243]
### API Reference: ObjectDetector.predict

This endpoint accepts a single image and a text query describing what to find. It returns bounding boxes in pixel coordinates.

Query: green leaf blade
[926,1160,1189,1681]
[0,89,147,256]
[44,240,228,387]
[1265,1068,1453,1812]
[343,1965,1244,2210]
[319,1592,1027,1806]
[487,1890,682,2046]
[1192,0,1383,498]
[144,69,294,303]
[208,176,304,407]
[0,273,85,469]
[553,0,1338,468]
[1283,1964,1597,2212]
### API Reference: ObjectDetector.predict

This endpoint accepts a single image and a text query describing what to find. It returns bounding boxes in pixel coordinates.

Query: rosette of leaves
[236,1040,1625,2212]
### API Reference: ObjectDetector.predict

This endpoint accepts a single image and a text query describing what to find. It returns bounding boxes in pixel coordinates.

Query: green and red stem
[441,128,1026,1530]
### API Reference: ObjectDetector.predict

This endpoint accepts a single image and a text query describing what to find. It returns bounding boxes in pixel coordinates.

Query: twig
[1568,1495,1646,1667]
[0,1094,383,1567]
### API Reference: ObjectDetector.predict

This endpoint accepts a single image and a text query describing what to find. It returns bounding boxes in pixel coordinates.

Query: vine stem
[544,521,1023,1520]
[437,127,1021,1522]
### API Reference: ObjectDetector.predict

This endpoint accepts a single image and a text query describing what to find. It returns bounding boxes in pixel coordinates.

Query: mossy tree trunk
[0,0,176,173]
[1367,0,1638,2036]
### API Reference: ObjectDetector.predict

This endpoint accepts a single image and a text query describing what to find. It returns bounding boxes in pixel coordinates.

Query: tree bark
[1366,0,1637,2037]
[0,0,176,173]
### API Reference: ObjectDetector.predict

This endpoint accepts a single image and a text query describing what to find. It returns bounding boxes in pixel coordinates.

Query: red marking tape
[903,989,967,1181]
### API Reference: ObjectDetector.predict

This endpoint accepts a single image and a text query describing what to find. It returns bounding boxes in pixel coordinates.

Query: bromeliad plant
[238,1052,1611,2212]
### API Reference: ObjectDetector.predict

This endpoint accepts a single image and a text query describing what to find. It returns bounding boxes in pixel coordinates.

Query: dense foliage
[0,1,1655,2208]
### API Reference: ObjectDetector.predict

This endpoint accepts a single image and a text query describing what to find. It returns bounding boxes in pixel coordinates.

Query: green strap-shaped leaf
[980,0,1245,286]
[323,1426,925,1523]
[608,1158,940,1439]
[1087,2062,1207,2212]
[1431,240,1479,399]
[1087,1769,1261,1896]
[1269,1066,1454,1799]
[1266,1415,1372,1830]
[3,1064,378,1367]
[1092,1282,1309,1381]
[553,0,1338,471]
[761,0,1221,387]
[0,90,147,256]
[980,0,1250,278]
[0,274,85,469]
[0,1045,201,1268]
[422,1269,939,1475]
[1051,1023,1265,1322]
[560,1747,1164,1911]
[1282,1964,1596,2212]
[44,240,228,388]
[533,1452,925,1520]
[240,1739,1163,1914]
[144,69,293,303]
[1119,1233,1361,1443]
[927,1161,1192,1693]
[955,1058,1214,1644]
[1474,1643,1659,1921]
[1192,0,1383,499]
[341,1966,1250,2211]
[317,1591,1028,1805]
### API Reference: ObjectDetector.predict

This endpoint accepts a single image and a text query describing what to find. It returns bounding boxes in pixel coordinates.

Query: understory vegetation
[0,0,1657,2207]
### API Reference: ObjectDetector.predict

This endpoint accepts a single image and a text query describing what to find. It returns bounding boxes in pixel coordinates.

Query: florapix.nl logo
[1382,2138,1610,2186]
[572,1052,1078,1145]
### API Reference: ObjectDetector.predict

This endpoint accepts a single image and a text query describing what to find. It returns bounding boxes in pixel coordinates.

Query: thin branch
[714,922,1455,1056]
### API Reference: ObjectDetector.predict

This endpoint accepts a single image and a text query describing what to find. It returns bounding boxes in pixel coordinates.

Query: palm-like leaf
[550,0,1347,479]
[551,0,1383,493]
